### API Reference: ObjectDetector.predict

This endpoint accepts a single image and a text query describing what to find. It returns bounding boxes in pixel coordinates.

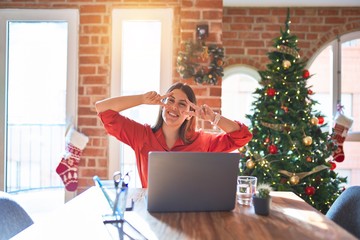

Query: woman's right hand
[142,91,171,106]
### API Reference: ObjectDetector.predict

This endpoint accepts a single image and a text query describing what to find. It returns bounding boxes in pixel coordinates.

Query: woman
[95,82,252,187]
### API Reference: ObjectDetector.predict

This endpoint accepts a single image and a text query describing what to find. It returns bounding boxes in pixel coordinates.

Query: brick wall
[223,7,360,69]
[1,1,359,194]
[0,0,223,193]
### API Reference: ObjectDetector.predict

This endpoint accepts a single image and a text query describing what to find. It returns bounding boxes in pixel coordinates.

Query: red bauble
[281,106,289,113]
[268,144,278,154]
[303,69,310,79]
[305,186,316,196]
[329,161,337,170]
[267,88,276,97]
[307,89,313,95]
[318,116,324,125]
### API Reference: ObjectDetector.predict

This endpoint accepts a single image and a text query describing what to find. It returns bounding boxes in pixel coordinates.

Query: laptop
[147,151,240,212]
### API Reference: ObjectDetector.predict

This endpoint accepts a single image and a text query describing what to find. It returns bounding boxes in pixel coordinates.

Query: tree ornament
[177,41,224,85]
[268,144,278,154]
[282,60,291,69]
[306,156,312,162]
[303,136,313,146]
[315,175,322,184]
[329,161,336,170]
[261,121,288,132]
[238,146,247,153]
[276,44,300,58]
[246,159,255,169]
[277,109,285,116]
[305,186,316,196]
[307,89,313,95]
[317,116,324,125]
[279,165,329,183]
[281,105,289,113]
[267,88,276,97]
[289,175,300,185]
[303,69,310,79]
[265,137,270,144]
[310,117,319,125]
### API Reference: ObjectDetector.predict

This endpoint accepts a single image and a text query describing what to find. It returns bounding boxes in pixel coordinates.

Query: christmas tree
[239,9,346,214]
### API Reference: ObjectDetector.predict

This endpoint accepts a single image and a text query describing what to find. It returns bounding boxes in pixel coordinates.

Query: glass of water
[237,176,257,206]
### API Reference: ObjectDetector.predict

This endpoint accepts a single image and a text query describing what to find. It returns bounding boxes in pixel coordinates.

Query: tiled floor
[10,188,65,223]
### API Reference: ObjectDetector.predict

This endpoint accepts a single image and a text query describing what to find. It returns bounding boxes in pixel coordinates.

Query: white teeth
[169,112,178,117]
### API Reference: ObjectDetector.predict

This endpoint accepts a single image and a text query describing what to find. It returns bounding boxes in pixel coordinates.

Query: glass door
[6,21,68,192]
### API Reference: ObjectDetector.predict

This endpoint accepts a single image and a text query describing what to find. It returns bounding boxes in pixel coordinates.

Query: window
[111,9,173,187]
[222,65,261,127]
[0,10,78,192]
[307,31,360,187]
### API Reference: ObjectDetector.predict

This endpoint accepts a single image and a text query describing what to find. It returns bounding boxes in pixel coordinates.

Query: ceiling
[223,0,360,7]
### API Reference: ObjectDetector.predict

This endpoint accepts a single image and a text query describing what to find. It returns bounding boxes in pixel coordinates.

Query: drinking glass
[237,176,257,206]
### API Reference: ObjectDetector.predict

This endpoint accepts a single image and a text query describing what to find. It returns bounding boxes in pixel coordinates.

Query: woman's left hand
[184,99,216,123]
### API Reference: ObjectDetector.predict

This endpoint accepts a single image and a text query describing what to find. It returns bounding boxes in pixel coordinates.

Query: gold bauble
[303,136,313,146]
[238,147,246,153]
[290,175,300,185]
[246,159,255,169]
[282,60,291,69]
[310,117,319,125]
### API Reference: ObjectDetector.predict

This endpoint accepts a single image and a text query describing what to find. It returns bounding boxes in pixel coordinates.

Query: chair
[326,186,360,239]
[0,191,34,240]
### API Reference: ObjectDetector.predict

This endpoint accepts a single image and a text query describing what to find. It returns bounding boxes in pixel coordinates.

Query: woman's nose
[171,104,178,110]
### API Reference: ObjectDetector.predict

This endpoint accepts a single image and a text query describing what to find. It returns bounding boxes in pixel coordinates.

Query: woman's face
[162,89,191,128]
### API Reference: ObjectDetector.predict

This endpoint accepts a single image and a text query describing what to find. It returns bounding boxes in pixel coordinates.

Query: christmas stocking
[332,114,353,162]
[56,128,89,191]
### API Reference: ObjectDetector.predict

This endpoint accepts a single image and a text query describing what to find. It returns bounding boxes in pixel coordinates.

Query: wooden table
[13,187,357,240]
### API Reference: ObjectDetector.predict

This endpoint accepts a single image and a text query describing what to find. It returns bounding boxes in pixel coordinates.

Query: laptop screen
[147,152,240,212]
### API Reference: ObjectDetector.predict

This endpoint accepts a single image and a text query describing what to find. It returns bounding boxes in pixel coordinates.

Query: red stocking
[56,128,89,191]
[332,114,353,162]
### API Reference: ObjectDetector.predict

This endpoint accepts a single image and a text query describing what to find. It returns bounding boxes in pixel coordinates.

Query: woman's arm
[95,91,169,114]
[185,100,241,133]
[211,114,241,133]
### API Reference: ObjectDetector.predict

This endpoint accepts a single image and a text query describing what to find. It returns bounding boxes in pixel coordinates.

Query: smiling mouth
[168,111,179,118]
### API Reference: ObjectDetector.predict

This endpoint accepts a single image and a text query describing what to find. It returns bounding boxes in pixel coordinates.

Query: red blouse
[98,109,253,187]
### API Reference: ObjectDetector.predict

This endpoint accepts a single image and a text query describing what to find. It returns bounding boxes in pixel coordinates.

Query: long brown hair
[152,82,197,144]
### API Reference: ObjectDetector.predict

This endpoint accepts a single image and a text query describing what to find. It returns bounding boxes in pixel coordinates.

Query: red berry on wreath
[305,186,316,196]
[303,69,310,79]
[268,144,278,154]
[267,88,276,97]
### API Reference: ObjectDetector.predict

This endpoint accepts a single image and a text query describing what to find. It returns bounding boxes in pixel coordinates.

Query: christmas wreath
[177,41,224,85]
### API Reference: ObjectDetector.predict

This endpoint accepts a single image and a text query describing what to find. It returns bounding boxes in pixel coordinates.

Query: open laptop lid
[147,152,240,212]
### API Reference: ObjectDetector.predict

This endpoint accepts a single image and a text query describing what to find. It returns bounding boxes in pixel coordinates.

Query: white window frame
[0,9,79,191]
[307,31,360,141]
[110,8,173,178]
[222,64,261,125]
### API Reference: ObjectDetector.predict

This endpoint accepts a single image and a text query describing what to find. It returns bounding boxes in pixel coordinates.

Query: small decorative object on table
[253,183,272,216]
